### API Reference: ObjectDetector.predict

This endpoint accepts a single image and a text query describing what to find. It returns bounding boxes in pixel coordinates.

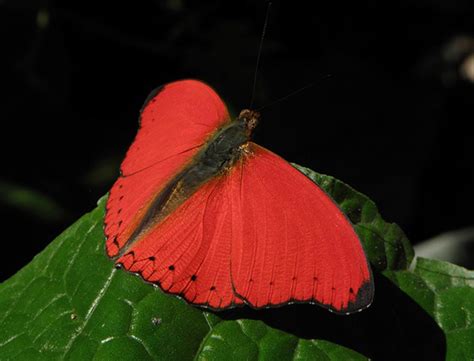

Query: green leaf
[0,195,368,361]
[293,165,414,270]
[0,180,66,222]
[0,197,208,360]
[386,258,474,360]
[3,166,472,360]
[196,320,367,361]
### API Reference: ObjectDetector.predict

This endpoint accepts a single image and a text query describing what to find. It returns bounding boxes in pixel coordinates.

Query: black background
[0,0,474,278]
[2,0,472,359]
[2,0,474,279]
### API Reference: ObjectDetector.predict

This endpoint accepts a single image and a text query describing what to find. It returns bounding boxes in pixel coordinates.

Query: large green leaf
[196,319,367,361]
[0,167,469,360]
[0,195,367,361]
[0,198,211,361]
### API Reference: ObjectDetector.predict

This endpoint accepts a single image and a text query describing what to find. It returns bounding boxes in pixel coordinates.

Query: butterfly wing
[106,79,373,313]
[121,79,230,175]
[112,141,373,313]
[105,79,231,258]
[115,176,242,309]
[105,152,198,257]
[228,143,373,313]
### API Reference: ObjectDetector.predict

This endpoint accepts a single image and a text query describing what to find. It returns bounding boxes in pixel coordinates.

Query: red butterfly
[104,79,373,314]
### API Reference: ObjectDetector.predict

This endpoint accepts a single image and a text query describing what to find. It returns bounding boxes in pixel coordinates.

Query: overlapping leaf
[385,258,474,360]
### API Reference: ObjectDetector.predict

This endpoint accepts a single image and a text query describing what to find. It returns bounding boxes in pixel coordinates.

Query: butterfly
[104,79,373,314]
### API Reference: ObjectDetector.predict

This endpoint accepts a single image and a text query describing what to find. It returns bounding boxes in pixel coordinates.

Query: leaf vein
[61,268,116,357]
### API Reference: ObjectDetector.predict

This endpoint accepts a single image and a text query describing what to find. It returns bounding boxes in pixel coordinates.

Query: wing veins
[122,144,203,177]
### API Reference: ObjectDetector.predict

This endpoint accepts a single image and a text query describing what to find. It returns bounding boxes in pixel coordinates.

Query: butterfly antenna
[249,2,272,109]
[256,73,333,112]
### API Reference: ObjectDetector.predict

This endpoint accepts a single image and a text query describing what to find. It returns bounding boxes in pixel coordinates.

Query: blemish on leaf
[151,317,162,326]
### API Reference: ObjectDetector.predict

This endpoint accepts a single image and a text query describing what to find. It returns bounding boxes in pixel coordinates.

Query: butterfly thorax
[121,109,260,253]
[201,109,259,170]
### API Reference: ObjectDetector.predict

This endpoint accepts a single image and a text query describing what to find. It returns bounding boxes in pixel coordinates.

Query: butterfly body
[114,108,259,259]
[105,79,373,313]
[196,109,258,175]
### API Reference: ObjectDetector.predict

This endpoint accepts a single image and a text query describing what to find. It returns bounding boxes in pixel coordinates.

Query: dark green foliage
[0,167,471,360]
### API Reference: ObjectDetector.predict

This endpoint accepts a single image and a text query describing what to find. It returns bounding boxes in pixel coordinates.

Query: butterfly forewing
[105,80,231,258]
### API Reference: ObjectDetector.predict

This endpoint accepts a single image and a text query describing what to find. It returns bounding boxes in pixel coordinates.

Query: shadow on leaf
[215,271,445,361]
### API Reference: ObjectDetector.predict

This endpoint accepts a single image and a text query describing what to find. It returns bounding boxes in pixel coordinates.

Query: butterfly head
[238,109,260,135]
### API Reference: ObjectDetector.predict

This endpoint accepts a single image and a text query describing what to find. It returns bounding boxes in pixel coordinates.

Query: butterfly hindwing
[228,143,373,313]
[116,176,242,309]
[112,142,373,313]
[105,151,197,257]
